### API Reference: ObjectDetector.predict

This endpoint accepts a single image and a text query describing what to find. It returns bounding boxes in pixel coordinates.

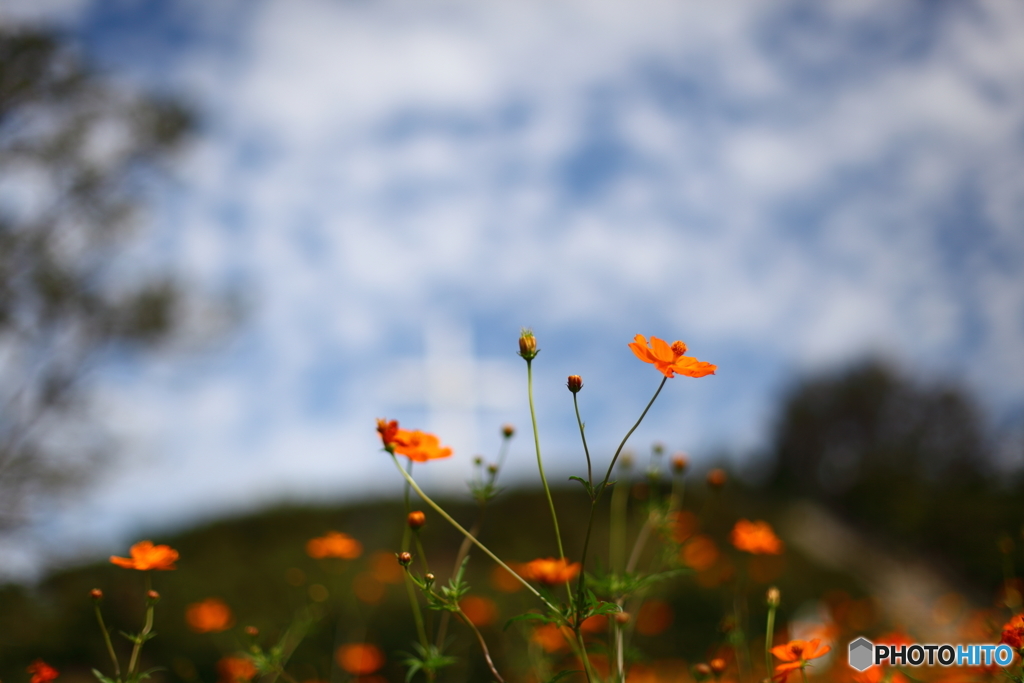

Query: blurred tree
[0,28,194,527]
[766,359,1023,586]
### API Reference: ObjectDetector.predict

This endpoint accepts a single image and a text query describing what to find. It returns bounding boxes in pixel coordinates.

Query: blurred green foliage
[0,27,195,527]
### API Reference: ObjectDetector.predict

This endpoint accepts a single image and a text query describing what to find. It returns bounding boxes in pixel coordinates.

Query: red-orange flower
[110,540,179,570]
[216,657,257,683]
[459,595,498,627]
[1002,614,1024,649]
[336,643,385,676]
[771,639,831,681]
[376,418,399,449]
[185,598,235,633]
[628,334,716,379]
[391,429,453,462]
[27,660,59,683]
[306,531,363,559]
[730,519,784,555]
[520,557,580,585]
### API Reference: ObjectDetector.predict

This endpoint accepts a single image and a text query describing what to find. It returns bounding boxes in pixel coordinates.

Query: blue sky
[3,0,1024,576]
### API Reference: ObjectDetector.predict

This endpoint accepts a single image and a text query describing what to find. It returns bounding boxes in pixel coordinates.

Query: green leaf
[503,612,555,631]
[91,669,116,683]
[544,670,582,683]
[568,476,595,499]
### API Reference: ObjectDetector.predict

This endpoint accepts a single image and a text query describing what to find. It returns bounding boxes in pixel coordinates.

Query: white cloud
[5,0,1024,576]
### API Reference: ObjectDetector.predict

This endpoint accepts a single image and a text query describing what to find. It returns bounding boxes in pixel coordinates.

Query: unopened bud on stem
[407,511,426,530]
[501,424,515,438]
[90,588,103,601]
[671,453,689,474]
[767,586,781,608]
[707,468,727,489]
[567,375,583,393]
[517,329,539,360]
[146,590,160,602]
[397,552,413,567]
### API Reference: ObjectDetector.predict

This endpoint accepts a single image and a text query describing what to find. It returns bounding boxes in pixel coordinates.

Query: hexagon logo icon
[849,637,874,672]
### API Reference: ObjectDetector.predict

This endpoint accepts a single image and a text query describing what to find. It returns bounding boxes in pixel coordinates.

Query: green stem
[573,393,593,488]
[526,359,565,560]
[404,574,430,650]
[574,628,596,683]
[389,454,557,613]
[600,376,667,486]
[456,608,506,683]
[574,376,669,618]
[127,577,155,677]
[93,603,121,679]
[610,476,629,574]
[766,603,777,681]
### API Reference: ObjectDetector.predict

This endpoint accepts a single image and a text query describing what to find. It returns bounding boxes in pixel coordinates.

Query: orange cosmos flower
[336,643,385,676]
[771,639,831,681]
[459,595,498,627]
[110,540,179,570]
[628,334,716,379]
[185,598,235,633]
[377,419,452,461]
[216,657,257,683]
[306,531,363,559]
[1002,614,1024,649]
[392,429,453,462]
[520,557,581,585]
[730,519,784,555]
[376,418,399,449]
[28,660,59,683]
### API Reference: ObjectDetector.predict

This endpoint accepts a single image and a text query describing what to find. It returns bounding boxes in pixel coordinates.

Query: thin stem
[600,376,667,488]
[615,621,625,683]
[574,629,596,683]
[765,603,777,681]
[625,516,653,575]
[404,575,430,649]
[390,455,557,612]
[526,359,565,560]
[93,603,121,679]
[456,608,506,683]
[574,376,669,619]
[127,597,154,675]
[436,514,483,649]
[573,393,593,488]
[610,476,629,574]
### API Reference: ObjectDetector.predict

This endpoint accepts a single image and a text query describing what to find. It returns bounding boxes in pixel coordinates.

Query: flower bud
[619,452,634,470]
[90,588,103,601]
[692,663,713,681]
[652,442,665,456]
[671,453,689,474]
[501,424,515,438]
[767,586,781,608]
[424,573,435,587]
[473,456,484,466]
[706,468,727,489]
[407,511,426,530]
[517,329,539,360]
[245,626,259,637]
[146,590,160,602]
[567,375,583,393]
[614,611,630,625]
[487,464,498,475]
[397,552,413,567]
[710,658,726,674]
